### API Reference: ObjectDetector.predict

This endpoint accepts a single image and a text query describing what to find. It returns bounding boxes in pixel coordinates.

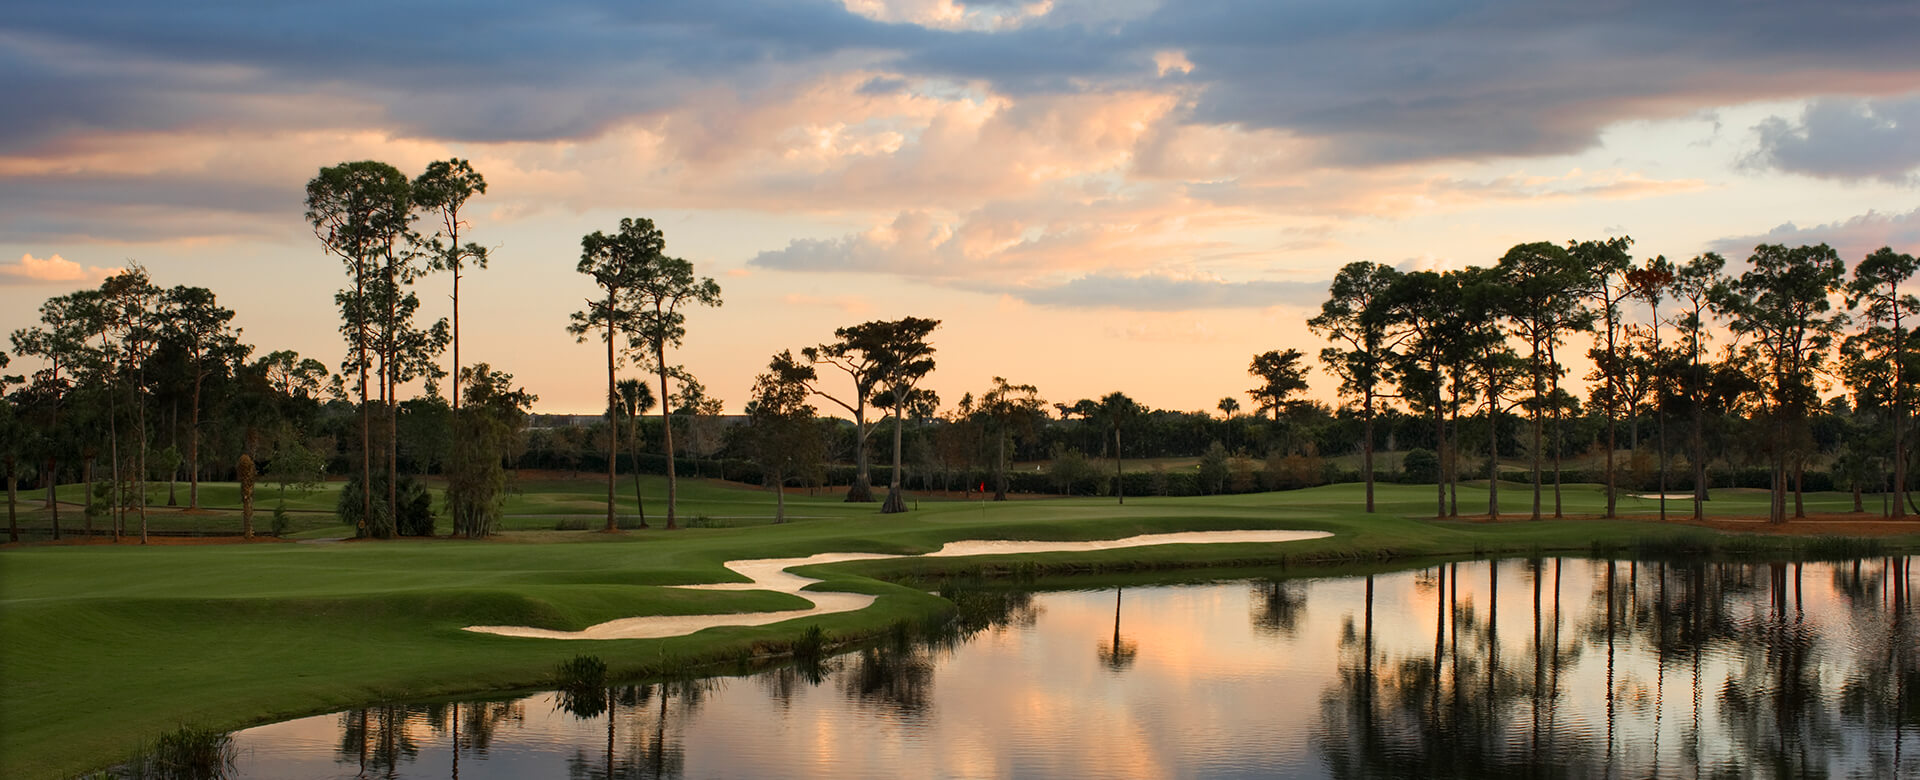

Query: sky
[4,0,1920,415]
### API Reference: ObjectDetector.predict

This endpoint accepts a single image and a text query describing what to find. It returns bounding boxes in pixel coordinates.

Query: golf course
[3,475,1916,778]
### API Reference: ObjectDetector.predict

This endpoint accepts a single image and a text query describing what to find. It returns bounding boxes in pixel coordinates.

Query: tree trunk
[847,405,873,502]
[1433,403,1446,518]
[1770,426,1786,525]
[628,428,648,529]
[358,268,371,536]
[881,401,907,513]
[774,469,786,523]
[1604,306,1619,520]
[1550,339,1563,518]
[658,341,678,529]
[383,253,398,536]
[240,459,254,540]
[1531,336,1543,521]
[6,455,16,543]
[1448,393,1461,518]
[1362,387,1375,513]
[107,383,119,541]
[451,261,462,485]
[1792,460,1805,519]
[1894,296,1907,519]
[1650,302,1664,525]
[1487,380,1501,521]
[1691,383,1706,523]
[993,428,1008,501]
[387,362,398,537]
[1114,427,1125,505]
[190,372,203,511]
[85,456,96,541]
[167,400,178,507]
[136,371,149,544]
[604,300,618,533]
[46,456,59,540]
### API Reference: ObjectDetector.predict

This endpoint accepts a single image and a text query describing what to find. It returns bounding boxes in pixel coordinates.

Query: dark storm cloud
[0,0,920,147]
[4,0,1918,163]
[1749,97,1920,183]
[1012,273,1328,311]
[0,173,293,242]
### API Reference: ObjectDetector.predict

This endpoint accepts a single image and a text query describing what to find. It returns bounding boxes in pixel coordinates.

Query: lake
[182,556,1915,779]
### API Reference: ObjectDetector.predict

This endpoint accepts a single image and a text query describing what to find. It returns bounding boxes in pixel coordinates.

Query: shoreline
[466,529,1332,640]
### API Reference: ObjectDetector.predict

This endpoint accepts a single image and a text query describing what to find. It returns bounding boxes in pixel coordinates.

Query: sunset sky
[4,0,1919,414]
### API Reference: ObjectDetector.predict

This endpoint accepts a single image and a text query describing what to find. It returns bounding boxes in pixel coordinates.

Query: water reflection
[1315,556,1915,780]
[1096,588,1138,671]
[200,556,1913,779]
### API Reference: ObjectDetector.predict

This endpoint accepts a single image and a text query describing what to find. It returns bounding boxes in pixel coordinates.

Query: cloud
[746,188,1279,284]
[0,253,116,285]
[780,292,872,314]
[1010,271,1326,311]
[1747,95,1920,183]
[8,0,1918,167]
[1709,207,1920,262]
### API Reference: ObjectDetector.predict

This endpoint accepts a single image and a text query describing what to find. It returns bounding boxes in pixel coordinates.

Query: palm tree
[1217,397,1240,419]
[616,378,655,528]
[1092,392,1141,505]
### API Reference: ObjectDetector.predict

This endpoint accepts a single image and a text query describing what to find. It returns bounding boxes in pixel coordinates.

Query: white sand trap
[1631,493,1698,500]
[465,529,1330,641]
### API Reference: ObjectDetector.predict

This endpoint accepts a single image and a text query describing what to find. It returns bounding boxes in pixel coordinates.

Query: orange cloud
[0,253,116,285]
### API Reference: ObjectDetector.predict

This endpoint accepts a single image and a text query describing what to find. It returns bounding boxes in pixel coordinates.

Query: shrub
[131,725,234,779]
[1403,448,1439,484]
[1197,442,1229,494]
[337,473,436,538]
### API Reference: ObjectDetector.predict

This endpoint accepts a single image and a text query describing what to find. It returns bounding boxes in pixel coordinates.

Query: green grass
[2,478,1915,779]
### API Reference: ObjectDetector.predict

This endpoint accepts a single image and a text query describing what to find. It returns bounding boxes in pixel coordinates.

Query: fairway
[2,478,1917,778]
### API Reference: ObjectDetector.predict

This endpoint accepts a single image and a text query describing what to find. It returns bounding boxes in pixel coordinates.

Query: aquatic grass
[124,725,234,780]
[1800,535,1885,560]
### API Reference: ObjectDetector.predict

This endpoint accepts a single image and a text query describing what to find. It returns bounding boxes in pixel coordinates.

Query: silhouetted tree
[1311,261,1401,512]
[1721,243,1847,524]
[1843,246,1918,518]
[568,218,653,533]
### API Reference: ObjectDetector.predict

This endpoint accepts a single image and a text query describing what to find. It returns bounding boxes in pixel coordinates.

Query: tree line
[4,160,1914,539]
[1308,239,1915,525]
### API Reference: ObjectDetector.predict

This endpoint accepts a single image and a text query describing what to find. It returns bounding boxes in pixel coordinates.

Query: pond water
[200,557,1913,779]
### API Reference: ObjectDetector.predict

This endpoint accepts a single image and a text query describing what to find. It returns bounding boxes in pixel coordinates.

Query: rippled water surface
[210,557,1914,779]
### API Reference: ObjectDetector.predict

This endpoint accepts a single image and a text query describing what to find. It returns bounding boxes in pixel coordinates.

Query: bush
[1197,442,1229,494]
[1265,452,1327,490]
[1403,448,1439,484]
[337,473,436,538]
[1229,456,1259,493]
[1047,446,1100,495]
[131,725,234,779]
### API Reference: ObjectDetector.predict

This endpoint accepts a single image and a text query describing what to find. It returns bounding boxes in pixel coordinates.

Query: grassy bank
[2,480,1915,778]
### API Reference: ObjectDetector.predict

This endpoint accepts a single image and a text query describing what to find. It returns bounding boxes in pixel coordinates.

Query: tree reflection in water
[1250,579,1307,636]
[560,680,711,780]
[1097,588,1138,671]
[1314,556,1916,779]
[332,700,524,779]
[252,558,1911,779]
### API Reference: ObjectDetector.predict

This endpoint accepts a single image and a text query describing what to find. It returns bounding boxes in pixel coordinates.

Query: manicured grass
[2,479,1915,778]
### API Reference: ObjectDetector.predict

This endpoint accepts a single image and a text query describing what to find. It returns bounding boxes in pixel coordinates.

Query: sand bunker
[465,529,1330,641]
